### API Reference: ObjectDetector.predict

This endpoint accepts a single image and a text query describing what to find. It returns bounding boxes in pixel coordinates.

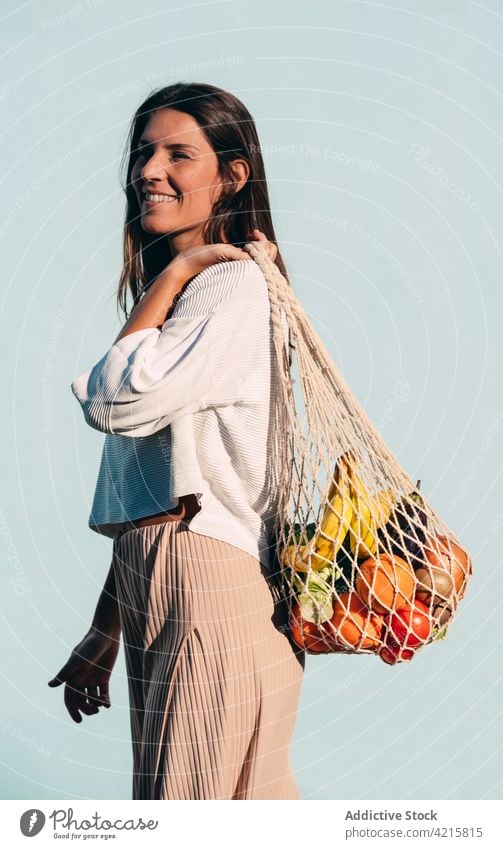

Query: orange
[355,553,415,615]
[325,591,383,650]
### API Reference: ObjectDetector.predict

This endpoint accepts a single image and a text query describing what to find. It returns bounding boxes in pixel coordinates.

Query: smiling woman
[49,81,304,802]
[116,83,293,319]
[130,108,248,237]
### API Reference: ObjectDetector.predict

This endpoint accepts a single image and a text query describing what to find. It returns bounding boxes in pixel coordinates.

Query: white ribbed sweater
[71,258,286,570]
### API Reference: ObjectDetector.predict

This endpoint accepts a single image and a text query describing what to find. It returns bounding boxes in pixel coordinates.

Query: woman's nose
[141,161,168,180]
[139,152,174,181]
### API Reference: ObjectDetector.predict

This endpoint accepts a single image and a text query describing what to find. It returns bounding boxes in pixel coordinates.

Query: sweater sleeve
[70,258,267,438]
[70,313,217,437]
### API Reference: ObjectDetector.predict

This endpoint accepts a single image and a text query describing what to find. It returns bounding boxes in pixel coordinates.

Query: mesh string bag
[243,240,473,665]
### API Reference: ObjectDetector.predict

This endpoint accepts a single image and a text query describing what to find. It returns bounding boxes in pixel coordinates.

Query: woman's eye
[134,148,189,161]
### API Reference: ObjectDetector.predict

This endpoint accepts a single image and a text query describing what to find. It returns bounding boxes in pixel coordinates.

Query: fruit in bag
[308,452,355,571]
[384,599,431,649]
[355,553,416,614]
[378,482,429,569]
[245,240,473,662]
[379,600,431,664]
[424,534,472,599]
[326,591,384,650]
[414,565,455,626]
[290,601,340,652]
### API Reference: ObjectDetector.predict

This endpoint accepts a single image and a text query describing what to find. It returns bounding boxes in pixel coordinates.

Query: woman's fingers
[85,685,101,707]
[97,681,111,708]
[64,682,101,723]
[48,638,95,687]
[246,229,278,261]
[48,632,117,721]
[64,682,85,723]
[226,246,254,261]
[47,656,77,687]
[87,683,111,710]
[58,669,105,722]
[247,228,265,242]
[82,695,100,717]
[72,682,100,716]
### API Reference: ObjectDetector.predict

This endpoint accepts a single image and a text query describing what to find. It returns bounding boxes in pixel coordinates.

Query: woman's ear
[228,158,250,193]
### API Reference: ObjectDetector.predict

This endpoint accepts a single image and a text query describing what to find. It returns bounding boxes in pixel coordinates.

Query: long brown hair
[117,81,292,322]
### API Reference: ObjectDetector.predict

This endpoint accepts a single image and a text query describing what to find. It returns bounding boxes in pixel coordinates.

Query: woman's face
[130,108,243,251]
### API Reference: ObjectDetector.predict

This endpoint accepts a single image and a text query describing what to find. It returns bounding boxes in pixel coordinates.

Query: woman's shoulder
[174,257,268,317]
[182,257,266,295]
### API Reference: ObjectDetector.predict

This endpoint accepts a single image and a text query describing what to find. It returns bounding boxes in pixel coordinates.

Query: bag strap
[244,240,416,500]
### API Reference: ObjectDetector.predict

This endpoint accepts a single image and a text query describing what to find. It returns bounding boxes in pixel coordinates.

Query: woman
[48,82,305,800]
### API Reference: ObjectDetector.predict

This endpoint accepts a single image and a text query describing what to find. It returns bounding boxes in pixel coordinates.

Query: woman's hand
[246,228,278,262]
[169,229,278,282]
[114,229,279,342]
[47,627,120,723]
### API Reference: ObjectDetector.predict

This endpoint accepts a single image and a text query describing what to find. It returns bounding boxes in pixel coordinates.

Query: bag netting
[244,240,473,665]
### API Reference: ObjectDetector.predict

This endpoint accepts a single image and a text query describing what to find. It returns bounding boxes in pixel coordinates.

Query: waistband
[114,497,195,537]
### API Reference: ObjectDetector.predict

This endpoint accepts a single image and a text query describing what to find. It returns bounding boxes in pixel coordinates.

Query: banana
[374,488,396,528]
[280,542,310,574]
[309,455,354,570]
[345,459,379,559]
[325,447,352,502]
[279,451,396,574]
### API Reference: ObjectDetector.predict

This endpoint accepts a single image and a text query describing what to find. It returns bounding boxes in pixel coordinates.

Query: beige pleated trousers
[111,518,305,800]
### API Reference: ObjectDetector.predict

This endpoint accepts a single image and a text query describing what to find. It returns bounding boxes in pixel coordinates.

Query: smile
[143,192,178,204]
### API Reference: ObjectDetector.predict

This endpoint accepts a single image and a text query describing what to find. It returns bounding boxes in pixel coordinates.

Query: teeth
[144,192,177,203]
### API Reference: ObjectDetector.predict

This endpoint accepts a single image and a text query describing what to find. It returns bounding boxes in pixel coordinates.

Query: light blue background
[1,0,501,801]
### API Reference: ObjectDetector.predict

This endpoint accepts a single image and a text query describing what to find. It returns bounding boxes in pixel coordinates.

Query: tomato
[289,602,340,653]
[379,599,431,664]
[304,623,336,653]
[380,644,415,664]
[290,605,307,650]
[379,646,399,664]
[385,599,431,649]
